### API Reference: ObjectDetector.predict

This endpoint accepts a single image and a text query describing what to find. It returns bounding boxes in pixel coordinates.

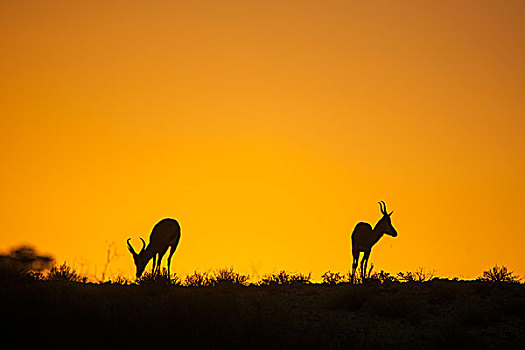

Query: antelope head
[127,237,148,278]
[375,201,398,237]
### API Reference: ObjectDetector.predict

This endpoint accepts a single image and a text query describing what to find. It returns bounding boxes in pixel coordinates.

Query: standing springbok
[127,218,181,278]
[351,201,397,281]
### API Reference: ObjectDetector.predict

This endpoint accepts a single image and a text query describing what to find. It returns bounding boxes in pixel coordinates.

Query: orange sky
[1,0,524,281]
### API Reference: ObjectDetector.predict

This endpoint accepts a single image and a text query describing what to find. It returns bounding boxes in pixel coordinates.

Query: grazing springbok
[351,201,397,281]
[127,218,181,278]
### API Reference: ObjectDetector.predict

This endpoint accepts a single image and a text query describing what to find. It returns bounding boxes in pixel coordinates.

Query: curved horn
[127,238,137,257]
[381,201,388,215]
[378,201,385,215]
[140,238,146,253]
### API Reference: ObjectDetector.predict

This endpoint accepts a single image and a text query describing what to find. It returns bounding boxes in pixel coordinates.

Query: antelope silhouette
[127,218,181,278]
[351,201,397,281]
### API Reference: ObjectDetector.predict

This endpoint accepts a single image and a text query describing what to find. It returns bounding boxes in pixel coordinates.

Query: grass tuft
[47,262,87,283]
[137,268,181,286]
[259,270,311,286]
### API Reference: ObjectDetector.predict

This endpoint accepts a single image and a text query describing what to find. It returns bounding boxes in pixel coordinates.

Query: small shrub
[28,271,46,281]
[209,267,249,286]
[259,271,311,286]
[321,270,344,285]
[369,270,398,284]
[397,267,435,283]
[184,270,213,287]
[137,268,181,286]
[100,275,131,285]
[113,275,131,285]
[283,271,311,284]
[47,262,87,283]
[477,265,521,283]
[0,245,54,282]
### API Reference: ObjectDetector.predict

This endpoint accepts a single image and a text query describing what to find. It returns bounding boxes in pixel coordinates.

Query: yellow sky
[1,0,524,280]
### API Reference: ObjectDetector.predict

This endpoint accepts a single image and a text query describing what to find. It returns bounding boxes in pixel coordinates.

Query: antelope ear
[388,211,394,216]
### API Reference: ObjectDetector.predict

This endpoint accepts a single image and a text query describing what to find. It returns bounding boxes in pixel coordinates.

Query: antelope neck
[373,219,387,235]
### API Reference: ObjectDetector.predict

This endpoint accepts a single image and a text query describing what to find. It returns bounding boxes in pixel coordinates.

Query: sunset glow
[1,1,524,281]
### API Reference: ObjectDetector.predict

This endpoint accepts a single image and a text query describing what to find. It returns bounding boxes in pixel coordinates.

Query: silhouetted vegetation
[396,267,436,282]
[321,267,439,285]
[0,245,53,281]
[137,268,182,286]
[136,267,250,287]
[1,261,523,348]
[258,270,311,285]
[184,270,214,287]
[182,268,250,287]
[211,267,250,286]
[369,269,398,284]
[321,270,346,285]
[477,265,522,283]
[46,262,87,283]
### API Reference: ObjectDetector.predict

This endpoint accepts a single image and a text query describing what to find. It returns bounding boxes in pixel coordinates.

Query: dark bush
[477,265,521,283]
[397,267,435,282]
[209,267,249,286]
[259,270,311,286]
[137,268,181,286]
[0,245,53,282]
[184,270,213,287]
[47,262,87,283]
[321,270,345,285]
[369,270,398,284]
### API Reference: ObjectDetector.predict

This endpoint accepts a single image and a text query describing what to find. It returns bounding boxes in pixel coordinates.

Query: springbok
[351,201,397,281]
[127,218,181,278]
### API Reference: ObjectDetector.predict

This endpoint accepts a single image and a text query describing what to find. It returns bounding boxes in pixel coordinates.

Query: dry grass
[258,270,311,286]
